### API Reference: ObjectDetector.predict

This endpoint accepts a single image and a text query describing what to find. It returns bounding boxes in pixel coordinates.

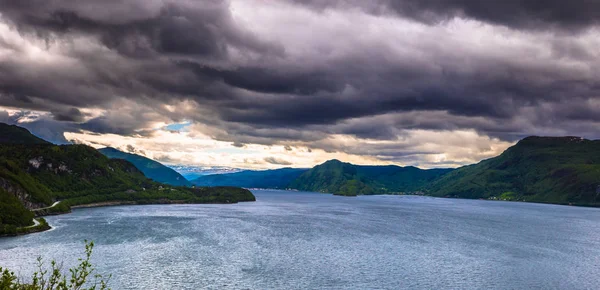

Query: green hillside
[0,123,255,235]
[0,123,50,144]
[192,168,308,188]
[0,144,153,204]
[0,143,256,207]
[427,136,600,205]
[0,188,33,227]
[99,147,191,186]
[290,159,452,196]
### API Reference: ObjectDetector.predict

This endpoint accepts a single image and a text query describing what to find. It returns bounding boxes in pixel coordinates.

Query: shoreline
[356,193,600,209]
[71,201,139,209]
[250,188,600,209]
[0,218,51,238]
[4,190,594,239]
[71,198,255,209]
[1,198,256,238]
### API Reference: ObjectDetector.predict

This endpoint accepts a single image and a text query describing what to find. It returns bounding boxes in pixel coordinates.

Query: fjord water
[2,191,600,289]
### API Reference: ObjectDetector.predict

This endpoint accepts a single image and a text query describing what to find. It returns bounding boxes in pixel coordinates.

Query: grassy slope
[0,188,33,227]
[427,136,600,205]
[99,147,191,186]
[290,159,452,196]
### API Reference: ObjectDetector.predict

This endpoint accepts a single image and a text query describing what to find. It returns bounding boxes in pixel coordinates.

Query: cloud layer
[1,0,599,168]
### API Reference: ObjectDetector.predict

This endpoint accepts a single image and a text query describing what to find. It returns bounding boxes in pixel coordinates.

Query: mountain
[427,136,600,205]
[99,147,191,186]
[0,123,50,145]
[170,165,243,180]
[0,123,254,235]
[192,168,308,188]
[0,141,153,233]
[191,160,451,195]
[289,159,453,196]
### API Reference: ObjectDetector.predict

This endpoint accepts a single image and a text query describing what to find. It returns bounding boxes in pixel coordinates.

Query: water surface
[1,190,600,289]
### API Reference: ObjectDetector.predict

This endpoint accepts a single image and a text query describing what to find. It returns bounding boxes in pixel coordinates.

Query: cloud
[264,157,292,166]
[0,110,8,123]
[0,0,599,168]
[52,108,86,122]
[125,144,136,153]
[288,0,600,31]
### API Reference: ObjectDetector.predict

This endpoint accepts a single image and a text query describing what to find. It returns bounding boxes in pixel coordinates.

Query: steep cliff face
[0,177,46,210]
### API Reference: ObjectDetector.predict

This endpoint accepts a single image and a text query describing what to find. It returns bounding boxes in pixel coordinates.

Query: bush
[0,241,110,290]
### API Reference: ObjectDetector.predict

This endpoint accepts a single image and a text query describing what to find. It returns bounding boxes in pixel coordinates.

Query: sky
[0,0,599,170]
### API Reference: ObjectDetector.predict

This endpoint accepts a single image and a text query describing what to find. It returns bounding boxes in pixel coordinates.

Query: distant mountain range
[290,160,452,196]
[99,147,191,186]
[169,165,243,180]
[192,168,308,189]
[191,160,451,196]
[192,137,600,205]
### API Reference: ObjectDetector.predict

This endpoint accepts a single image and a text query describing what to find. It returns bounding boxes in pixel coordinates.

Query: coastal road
[22,218,41,229]
[32,201,61,212]
[25,201,61,229]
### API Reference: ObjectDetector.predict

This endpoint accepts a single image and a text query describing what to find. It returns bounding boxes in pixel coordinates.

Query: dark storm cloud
[208,57,599,136]
[0,0,281,113]
[79,117,139,136]
[52,108,86,122]
[78,112,160,137]
[290,0,600,31]
[213,67,341,95]
[0,0,599,163]
[0,0,282,58]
